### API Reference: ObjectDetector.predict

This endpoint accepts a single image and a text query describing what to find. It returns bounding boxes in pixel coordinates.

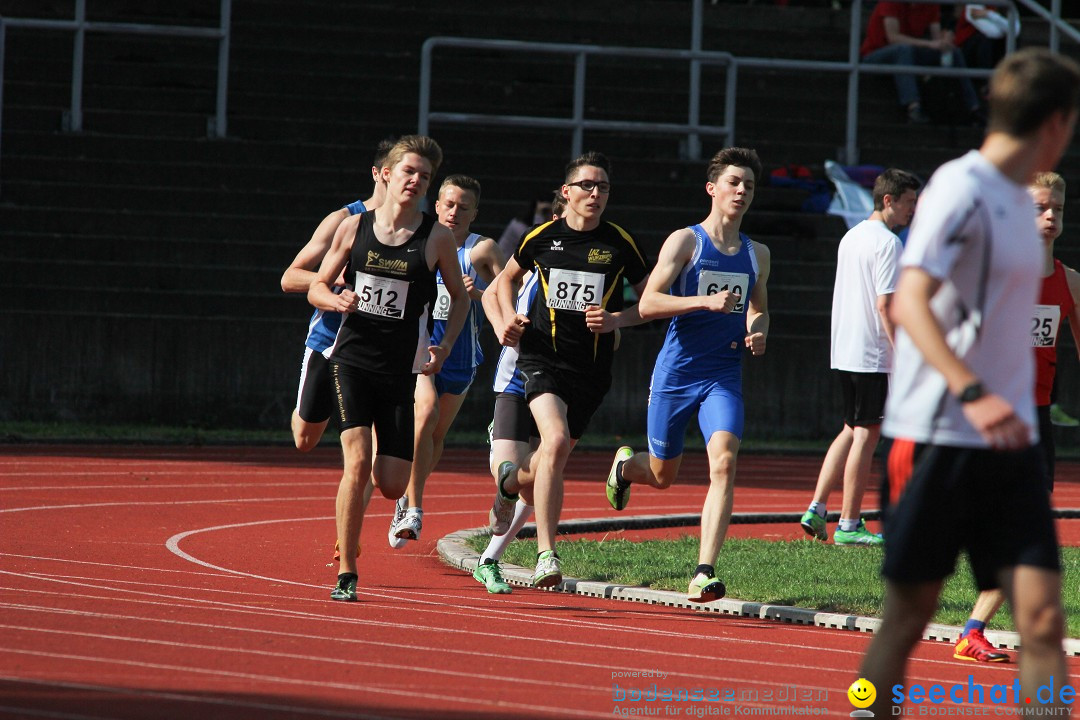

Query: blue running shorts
[647,362,743,459]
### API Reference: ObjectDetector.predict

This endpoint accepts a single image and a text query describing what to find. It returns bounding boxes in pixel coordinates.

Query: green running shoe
[687,572,726,603]
[330,573,358,602]
[605,446,634,511]
[473,560,512,594]
[799,509,827,541]
[833,519,883,546]
[533,550,562,588]
[1050,403,1079,427]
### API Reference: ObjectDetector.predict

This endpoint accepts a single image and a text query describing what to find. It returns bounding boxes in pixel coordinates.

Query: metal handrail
[419,0,1074,166]
[0,0,231,195]
[418,36,737,161]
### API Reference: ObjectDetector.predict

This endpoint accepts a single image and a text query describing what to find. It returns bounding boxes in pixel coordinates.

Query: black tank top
[329,211,438,374]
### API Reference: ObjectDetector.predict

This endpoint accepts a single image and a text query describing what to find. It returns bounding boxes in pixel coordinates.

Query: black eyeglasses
[566,180,611,194]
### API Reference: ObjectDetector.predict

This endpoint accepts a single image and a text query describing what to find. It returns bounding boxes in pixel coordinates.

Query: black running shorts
[330,361,415,461]
[881,440,1059,591]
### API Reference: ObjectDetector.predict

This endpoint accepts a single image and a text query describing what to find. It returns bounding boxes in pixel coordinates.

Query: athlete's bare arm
[308,214,360,314]
[423,223,469,375]
[493,256,530,346]
[637,228,737,320]
[1064,264,1080,360]
[466,237,505,302]
[282,208,349,293]
[745,240,770,355]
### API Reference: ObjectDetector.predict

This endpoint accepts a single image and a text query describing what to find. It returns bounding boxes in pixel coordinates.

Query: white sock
[839,517,859,532]
[480,499,532,563]
[808,502,826,518]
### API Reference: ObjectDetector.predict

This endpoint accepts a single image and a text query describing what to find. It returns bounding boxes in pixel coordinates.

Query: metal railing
[0,0,231,195]
[418,36,737,161]
[419,0,1075,166]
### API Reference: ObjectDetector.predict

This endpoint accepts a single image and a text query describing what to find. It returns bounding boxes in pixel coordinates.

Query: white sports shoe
[388,495,409,549]
[394,508,423,541]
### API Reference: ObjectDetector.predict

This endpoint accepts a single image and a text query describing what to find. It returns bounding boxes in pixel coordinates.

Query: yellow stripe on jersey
[606,222,648,269]
[517,220,556,257]
[536,265,558,351]
[596,269,625,360]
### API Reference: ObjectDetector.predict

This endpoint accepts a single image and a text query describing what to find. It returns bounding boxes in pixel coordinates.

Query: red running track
[1,445,1079,719]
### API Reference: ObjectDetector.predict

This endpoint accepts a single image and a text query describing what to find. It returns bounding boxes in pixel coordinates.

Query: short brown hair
[873,169,921,211]
[373,136,397,169]
[383,135,443,177]
[706,147,762,184]
[440,174,482,201]
[564,151,611,183]
[988,48,1080,137]
[1031,171,1066,195]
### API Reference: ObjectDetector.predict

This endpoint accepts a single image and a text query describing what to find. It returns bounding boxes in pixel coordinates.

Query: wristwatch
[957,381,986,403]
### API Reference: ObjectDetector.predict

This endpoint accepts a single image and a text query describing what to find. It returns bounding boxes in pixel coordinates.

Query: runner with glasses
[485,151,651,588]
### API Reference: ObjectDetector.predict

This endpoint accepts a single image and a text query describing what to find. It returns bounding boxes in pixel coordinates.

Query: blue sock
[962,619,986,638]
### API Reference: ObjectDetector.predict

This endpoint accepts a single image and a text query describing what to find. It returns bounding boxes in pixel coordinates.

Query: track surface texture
[2,445,1079,719]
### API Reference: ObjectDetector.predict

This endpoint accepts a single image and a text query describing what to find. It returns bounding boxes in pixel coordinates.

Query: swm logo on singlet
[1032,304,1062,347]
[365,250,409,275]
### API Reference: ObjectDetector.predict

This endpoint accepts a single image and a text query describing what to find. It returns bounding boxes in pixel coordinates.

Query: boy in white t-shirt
[799,169,919,546]
[857,48,1080,715]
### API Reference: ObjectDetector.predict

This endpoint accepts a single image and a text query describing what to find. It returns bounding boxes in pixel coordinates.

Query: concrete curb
[437,511,1080,657]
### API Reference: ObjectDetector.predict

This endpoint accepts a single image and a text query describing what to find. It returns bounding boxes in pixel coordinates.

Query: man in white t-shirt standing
[800,169,920,546]
[857,48,1080,716]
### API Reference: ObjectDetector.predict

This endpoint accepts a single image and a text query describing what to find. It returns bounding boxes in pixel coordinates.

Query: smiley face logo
[848,678,876,709]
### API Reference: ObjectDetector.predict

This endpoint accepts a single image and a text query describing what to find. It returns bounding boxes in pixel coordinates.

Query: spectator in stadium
[799,168,920,547]
[857,49,1080,714]
[860,1,983,124]
[602,147,770,604]
[497,195,553,259]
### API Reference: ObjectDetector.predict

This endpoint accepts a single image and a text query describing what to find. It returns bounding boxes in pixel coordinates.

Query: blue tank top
[492,272,540,396]
[654,225,758,375]
[431,233,487,371]
[305,199,366,353]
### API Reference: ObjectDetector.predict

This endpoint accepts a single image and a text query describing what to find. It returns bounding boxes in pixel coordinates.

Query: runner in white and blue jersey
[387,175,506,547]
[281,137,395,455]
[604,147,771,605]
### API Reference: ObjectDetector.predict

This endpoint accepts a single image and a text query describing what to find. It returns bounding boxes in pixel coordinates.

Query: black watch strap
[957,381,985,404]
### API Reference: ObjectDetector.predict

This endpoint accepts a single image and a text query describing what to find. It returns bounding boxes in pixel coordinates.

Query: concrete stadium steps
[5,0,1079,430]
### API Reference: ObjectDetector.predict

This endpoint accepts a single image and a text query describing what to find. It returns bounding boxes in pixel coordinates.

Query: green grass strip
[466,533,1080,637]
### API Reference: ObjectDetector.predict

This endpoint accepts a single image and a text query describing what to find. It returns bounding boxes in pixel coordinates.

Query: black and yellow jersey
[514,218,649,375]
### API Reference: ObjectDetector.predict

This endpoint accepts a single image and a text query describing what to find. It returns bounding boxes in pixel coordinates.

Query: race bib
[355,271,408,319]
[698,270,748,313]
[433,282,451,320]
[546,268,604,312]
[1031,304,1061,347]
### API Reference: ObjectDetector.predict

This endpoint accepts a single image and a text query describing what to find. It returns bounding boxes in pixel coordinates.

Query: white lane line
[0,579,871,674]
[0,648,608,719]
[0,624,601,694]
[0,602,840,688]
